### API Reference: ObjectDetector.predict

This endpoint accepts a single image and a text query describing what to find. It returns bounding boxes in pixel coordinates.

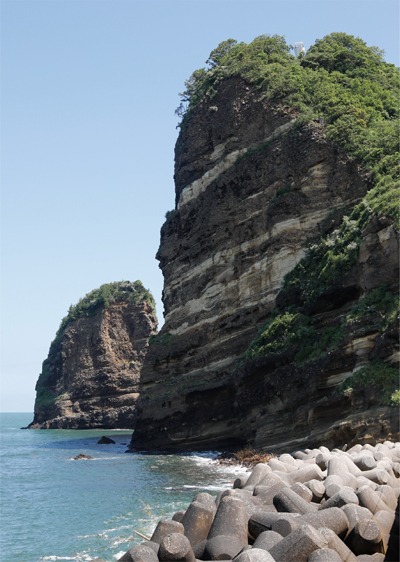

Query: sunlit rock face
[131,77,399,452]
[29,300,157,429]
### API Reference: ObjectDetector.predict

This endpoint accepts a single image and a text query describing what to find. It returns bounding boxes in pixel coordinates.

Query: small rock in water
[97,436,116,444]
[73,453,93,460]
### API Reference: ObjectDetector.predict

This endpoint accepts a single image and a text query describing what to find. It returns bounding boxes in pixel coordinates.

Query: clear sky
[1,0,399,413]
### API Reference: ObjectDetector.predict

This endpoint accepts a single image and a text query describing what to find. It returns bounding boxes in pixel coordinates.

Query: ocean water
[0,413,248,562]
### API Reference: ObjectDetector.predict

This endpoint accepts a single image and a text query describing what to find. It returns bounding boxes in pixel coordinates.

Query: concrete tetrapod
[248,511,301,539]
[172,511,186,523]
[180,501,214,546]
[252,530,284,551]
[317,526,358,562]
[234,477,248,489]
[117,545,159,562]
[291,482,313,503]
[151,520,185,544]
[193,493,217,516]
[345,519,386,555]
[256,472,285,490]
[234,548,275,562]
[298,507,350,539]
[268,524,328,562]
[374,484,398,510]
[140,542,160,556]
[158,533,195,562]
[318,487,359,510]
[341,504,375,532]
[306,548,343,561]
[356,485,393,514]
[273,487,317,515]
[271,516,302,537]
[203,534,244,560]
[285,465,324,486]
[255,481,289,504]
[305,480,325,503]
[243,463,272,491]
[207,496,248,546]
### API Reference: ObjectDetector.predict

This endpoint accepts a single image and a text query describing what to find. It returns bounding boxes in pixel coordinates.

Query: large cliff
[130,35,399,452]
[29,281,157,429]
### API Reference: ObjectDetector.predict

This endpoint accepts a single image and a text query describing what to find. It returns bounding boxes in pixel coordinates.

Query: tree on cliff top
[176,32,399,224]
[56,280,156,338]
[301,32,386,77]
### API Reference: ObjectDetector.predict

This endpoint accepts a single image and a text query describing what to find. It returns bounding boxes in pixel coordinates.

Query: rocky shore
[92,440,399,562]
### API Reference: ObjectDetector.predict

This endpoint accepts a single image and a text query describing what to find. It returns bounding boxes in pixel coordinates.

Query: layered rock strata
[29,288,157,429]
[115,440,400,562]
[131,76,399,451]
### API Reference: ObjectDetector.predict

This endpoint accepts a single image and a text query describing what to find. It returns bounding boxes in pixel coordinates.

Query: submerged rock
[73,453,93,460]
[97,436,116,444]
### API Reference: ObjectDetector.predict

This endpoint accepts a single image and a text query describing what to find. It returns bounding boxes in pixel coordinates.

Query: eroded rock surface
[29,288,157,429]
[131,77,398,451]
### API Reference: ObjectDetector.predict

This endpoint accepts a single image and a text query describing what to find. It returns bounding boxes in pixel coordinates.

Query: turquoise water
[0,413,247,562]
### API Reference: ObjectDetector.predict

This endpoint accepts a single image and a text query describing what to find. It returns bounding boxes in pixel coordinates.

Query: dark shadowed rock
[73,453,94,460]
[98,436,116,444]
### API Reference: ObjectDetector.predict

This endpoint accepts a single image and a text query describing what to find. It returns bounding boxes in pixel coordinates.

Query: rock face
[29,283,157,429]
[131,77,399,451]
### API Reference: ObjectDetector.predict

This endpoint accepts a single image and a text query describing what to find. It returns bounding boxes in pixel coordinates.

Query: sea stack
[29,281,157,429]
[131,35,399,451]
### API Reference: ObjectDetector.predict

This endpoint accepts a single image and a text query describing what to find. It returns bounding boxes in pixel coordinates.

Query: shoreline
[112,439,400,562]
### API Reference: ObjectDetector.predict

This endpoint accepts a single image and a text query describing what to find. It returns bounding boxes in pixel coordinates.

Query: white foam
[39,554,82,562]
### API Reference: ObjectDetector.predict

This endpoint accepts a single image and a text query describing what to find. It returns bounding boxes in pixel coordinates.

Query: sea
[0,413,249,562]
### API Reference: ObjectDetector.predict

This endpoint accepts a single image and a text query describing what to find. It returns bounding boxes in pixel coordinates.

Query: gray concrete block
[151,520,185,544]
[159,533,195,562]
[269,524,328,562]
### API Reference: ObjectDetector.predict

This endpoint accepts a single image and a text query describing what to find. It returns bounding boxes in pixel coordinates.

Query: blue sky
[1,0,399,412]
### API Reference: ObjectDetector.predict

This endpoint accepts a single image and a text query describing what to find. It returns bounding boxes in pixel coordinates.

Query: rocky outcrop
[29,282,157,429]
[130,77,398,452]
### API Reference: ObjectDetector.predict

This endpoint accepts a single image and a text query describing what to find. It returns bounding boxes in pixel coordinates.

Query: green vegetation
[35,387,56,409]
[148,332,176,346]
[176,32,399,227]
[245,311,345,364]
[346,284,399,331]
[245,285,398,366]
[283,202,371,305]
[176,33,399,404]
[334,360,399,406]
[165,210,176,221]
[56,281,155,338]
